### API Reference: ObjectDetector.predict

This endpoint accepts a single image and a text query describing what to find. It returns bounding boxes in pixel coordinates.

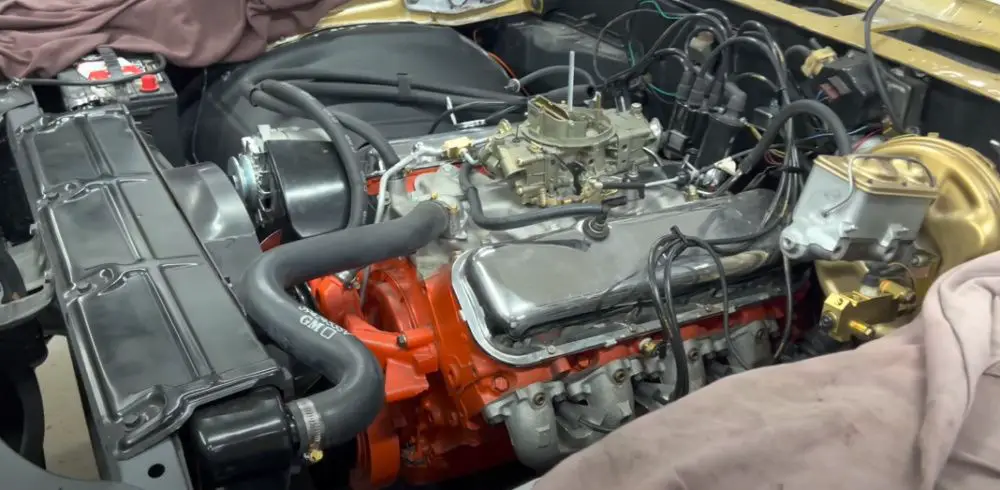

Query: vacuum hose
[237,201,451,452]
[459,161,606,231]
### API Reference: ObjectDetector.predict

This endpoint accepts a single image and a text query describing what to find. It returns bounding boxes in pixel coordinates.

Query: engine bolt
[910,253,929,267]
[819,314,836,331]
[396,335,409,349]
[492,376,510,392]
[687,349,700,361]
[546,345,557,354]
[122,413,141,430]
[612,369,628,384]
[532,392,547,406]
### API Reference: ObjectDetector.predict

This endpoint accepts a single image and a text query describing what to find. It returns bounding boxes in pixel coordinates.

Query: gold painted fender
[316,0,538,29]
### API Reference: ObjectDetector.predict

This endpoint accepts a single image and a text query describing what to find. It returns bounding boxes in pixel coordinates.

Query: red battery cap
[139,74,160,93]
[87,70,110,81]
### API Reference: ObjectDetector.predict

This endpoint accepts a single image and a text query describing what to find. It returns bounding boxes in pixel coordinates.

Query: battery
[55,52,176,117]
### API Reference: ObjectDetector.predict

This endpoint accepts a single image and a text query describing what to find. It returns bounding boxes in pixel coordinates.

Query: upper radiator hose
[237,201,451,452]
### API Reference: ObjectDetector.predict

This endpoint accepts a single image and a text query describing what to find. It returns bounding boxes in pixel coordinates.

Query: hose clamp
[295,398,325,454]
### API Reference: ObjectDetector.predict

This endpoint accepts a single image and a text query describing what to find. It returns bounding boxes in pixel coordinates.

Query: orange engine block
[310,257,786,489]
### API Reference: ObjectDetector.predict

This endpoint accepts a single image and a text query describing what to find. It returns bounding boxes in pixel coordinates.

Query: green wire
[648,84,677,98]
[627,0,683,97]
[638,0,685,20]
[628,42,677,98]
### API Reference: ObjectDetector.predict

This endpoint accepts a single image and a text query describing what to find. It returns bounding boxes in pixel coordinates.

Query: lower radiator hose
[237,201,451,452]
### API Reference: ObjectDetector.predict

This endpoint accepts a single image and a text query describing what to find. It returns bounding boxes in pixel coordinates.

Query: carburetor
[477,96,661,207]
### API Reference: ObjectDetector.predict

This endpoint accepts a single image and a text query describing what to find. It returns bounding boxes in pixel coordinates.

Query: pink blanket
[536,251,1000,489]
[0,0,350,78]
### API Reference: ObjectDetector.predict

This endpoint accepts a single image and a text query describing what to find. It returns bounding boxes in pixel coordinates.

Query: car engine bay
[2,1,1000,489]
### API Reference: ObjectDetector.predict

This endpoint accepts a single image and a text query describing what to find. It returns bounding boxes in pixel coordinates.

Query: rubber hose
[294,81,524,105]
[483,104,524,124]
[252,81,367,228]
[427,84,592,134]
[459,162,605,231]
[237,201,450,451]
[737,99,851,174]
[784,45,812,63]
[293,81,590,108]
[267,81,587,127]
[251,92,400,165]
[331,111,400,166]
[515,65,596,90]
[600,181,646,190]
[246,69,522,103]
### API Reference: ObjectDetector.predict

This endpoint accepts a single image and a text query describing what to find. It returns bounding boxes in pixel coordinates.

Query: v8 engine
[187,24,799,485]
[297,100,790,484]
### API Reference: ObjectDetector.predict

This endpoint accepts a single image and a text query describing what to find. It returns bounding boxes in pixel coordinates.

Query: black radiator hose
[237,201,451,451]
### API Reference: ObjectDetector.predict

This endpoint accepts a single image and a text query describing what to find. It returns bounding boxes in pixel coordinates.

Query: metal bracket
[0,283,53,331]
